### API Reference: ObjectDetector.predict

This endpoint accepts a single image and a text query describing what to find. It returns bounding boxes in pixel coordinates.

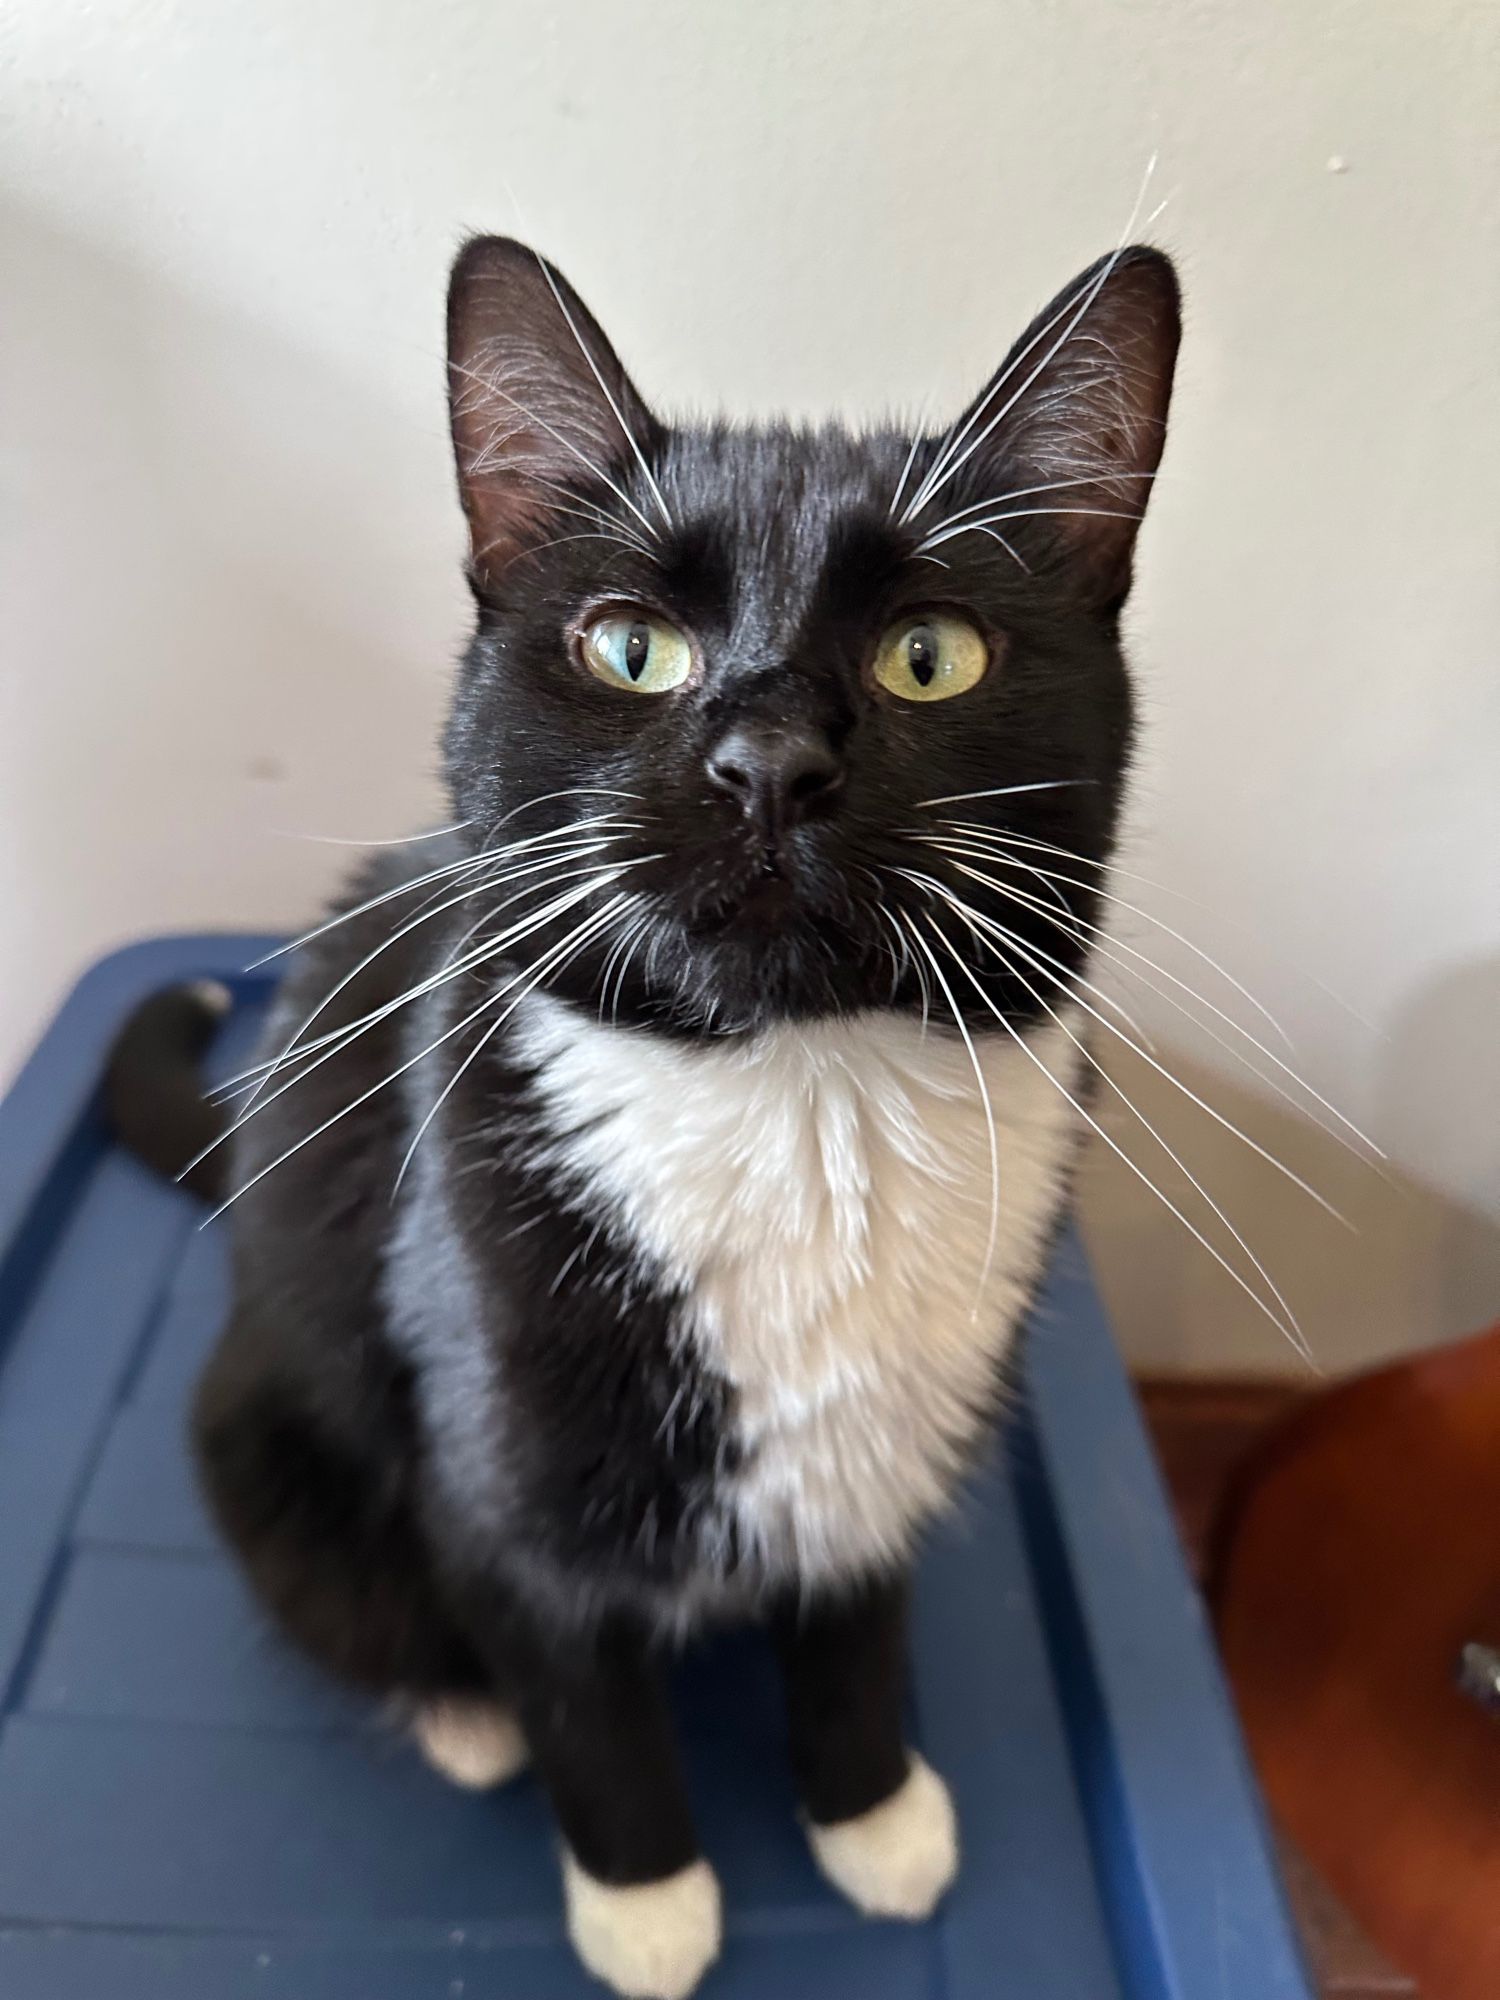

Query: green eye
[579,611,694,694]
[872,614,989,703]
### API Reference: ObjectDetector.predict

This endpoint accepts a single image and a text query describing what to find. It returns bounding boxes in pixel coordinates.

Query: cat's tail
[105,982,233,1202]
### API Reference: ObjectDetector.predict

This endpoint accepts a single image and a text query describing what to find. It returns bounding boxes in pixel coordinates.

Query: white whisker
[893,863,1150,1048]
[888,406,934,522]
[496,787,646,824]
[876,903,930,1030]
[911,473,1161,554]
[526,486,656,560]
[258,853,642,1085]
[920,829,1298,1054]
[912,907,1314,1365]
[223,818,640,1083]
[216,874,505,1111]
[917,504,1147,556]
[223,837,634,1108]
[925,900,1316,1363]
[597,901,655,1027]
[205,875,639,1224]
[245,853,491,971]
[244,809,636,974]
[919,833,1075,918]
[612,916,655,1026]
[906,868,1349,1231]
[394,891,634,1193]
[529,251,674,534]
[449,359,662,543]
[900,155,1157,524]
[1081,945,1387,1171]
[966,524,1032,571]
[897,910,1001,1305]
[926,845,1382,1160]
[272,821,474,849]
[475,528,639,572]
[939,820,1383,1039]
[915,781,1094,809]
[186,868,632,1177]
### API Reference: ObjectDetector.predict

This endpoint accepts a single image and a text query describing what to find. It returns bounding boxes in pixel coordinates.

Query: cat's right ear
[924,247,1180,610]
[446,237,662,579]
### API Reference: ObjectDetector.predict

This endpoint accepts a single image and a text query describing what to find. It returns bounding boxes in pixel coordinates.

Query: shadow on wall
[0,197,461,1086]
[1376,955,1500,1338]
[1079,958,1500,1377]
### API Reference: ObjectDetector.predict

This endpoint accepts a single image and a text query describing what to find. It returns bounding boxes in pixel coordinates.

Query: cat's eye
[579,611,695,695]
[871,615,990,703]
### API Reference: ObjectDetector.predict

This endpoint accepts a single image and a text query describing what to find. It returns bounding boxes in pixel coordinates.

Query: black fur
[109,235,1179,1911]
[106,983,230,1199]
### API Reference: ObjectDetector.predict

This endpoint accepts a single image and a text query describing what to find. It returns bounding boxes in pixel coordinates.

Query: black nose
[706,724,845,832]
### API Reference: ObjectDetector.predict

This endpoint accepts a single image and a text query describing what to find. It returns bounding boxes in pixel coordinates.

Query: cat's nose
[706,724,845,831]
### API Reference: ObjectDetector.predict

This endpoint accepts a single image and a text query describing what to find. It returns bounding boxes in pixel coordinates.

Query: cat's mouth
[632,837,888,1024]
[685,854,801,936]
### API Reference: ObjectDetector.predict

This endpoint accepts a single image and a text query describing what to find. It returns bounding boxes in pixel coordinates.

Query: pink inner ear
[445,238,661,582]
[910,248,1179,601]
[448,340,578,568]
[1007,257,1179,590]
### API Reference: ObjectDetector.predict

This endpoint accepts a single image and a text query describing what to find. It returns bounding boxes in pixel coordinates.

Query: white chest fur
[516,997,1083,1585]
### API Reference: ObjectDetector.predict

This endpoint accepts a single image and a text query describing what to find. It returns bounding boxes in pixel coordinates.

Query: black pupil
[624,623,651,680]
[907,627,937,687]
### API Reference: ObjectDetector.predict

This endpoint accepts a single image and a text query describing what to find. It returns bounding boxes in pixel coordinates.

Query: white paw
[562,1851,721,2000]
[413,1700,529,1789]
[808,1754,959,1920]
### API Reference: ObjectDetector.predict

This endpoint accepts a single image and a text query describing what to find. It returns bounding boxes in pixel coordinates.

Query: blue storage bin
[0,938,1311,1998]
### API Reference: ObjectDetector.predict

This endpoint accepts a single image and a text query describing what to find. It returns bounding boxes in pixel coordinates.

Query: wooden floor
[1139,1378,1418,1999]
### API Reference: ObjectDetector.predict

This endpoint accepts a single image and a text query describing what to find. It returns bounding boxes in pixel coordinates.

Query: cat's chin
[660,928,885,1034]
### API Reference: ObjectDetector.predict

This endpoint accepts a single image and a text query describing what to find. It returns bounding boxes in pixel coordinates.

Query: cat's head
[442,236,1179,1035]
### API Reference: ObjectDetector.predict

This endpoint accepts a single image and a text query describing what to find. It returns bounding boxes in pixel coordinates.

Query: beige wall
[3,1,1497,1373]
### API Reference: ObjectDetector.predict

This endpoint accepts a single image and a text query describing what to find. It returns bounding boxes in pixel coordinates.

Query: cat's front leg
[774,1574,959,1920]
[468,1600,720,2000]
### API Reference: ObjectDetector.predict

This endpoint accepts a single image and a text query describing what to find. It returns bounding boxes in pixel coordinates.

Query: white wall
[3,1,1497,1372]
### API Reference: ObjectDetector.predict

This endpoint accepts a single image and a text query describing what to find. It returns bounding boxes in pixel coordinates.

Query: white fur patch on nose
[562,1853,722,2000]
[807,1754,959,1919]
[412,1700,529,1789]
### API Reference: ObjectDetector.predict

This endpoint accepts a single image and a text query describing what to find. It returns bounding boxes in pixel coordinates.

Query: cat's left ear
[933,247,1180,608]
[446,236,662,579]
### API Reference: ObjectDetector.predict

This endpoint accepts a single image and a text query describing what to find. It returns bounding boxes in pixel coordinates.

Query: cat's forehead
[660,421,900,510]
[651,421,909,637]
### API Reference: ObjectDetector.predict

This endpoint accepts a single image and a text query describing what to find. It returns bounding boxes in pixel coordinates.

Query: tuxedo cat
[109,233,1178,1999]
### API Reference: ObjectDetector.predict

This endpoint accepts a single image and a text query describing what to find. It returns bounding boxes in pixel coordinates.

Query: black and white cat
[109,235,1178,2000]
